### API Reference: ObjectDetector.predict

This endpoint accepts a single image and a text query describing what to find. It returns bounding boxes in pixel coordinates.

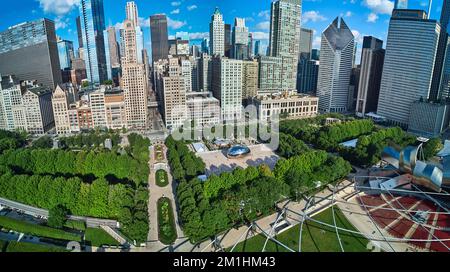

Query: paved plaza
[196,144,280,177]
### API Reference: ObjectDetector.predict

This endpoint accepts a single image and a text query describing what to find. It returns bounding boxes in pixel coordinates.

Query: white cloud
[258,10,270,20]
[54,16,70,30]
[187,5,198,11]
[367,12,379,22]
[37,0,80,16]
[171,9,180,14]
[138,17,150,28]
[363,0,394,15]
[352,30,364,44]
[256,21,270,31]
[171,1,181,7]
[313,36,321,48]
[302,11,327,24]
[251,32,269,40]
[167,17,186,30]
[188,32,209,40]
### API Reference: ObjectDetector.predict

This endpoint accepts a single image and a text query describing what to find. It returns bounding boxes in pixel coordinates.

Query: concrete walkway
[146,144,189,252]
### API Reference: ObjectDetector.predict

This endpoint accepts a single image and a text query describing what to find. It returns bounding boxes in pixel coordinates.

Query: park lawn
[6,241,68,252]
[84,228,120,247]
[0,216,82,242]
[229,207,370,252]
[157,198,177,245]
[64,220,86,231]
[156,169,169,187]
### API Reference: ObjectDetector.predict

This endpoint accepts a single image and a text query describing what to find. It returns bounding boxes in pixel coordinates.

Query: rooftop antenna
[428,0,433,19]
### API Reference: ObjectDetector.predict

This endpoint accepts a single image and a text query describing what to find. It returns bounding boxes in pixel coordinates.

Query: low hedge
[156,169,169,187]
[157,198,177,245]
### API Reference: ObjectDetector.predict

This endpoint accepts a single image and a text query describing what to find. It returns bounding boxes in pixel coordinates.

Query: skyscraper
[76,16,84,49]
[377,10,440,127]
[121,19,148,130]
[209,7,225,57]
[248,33,254,58]
[199,53,212,92]
[201,38,209,54]
[150,14,169,63]
[211,57,243,120]
[126,1,139,26]
[317,17,355,113]
[57,39,74,70]
[299,28,313,59]
[269,0,302,91]
[356,36,385,117]
[297,59,319,94]
[431,0,450,100]
[225,24,232,58]
[255,40,261,56]
[232,18,249,60]
[105,27,121,68]
[0,19,62,88]
[394,0,408,9]
[258,56,282,94]
[125,1,144,64]
[79,0,108,84]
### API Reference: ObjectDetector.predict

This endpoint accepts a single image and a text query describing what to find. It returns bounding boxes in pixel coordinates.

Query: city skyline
[0,0,444,62]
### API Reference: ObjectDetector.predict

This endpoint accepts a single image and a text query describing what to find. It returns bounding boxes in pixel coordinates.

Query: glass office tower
[0,18,62,88]
[79,0,107,84]
[57,39,74,70]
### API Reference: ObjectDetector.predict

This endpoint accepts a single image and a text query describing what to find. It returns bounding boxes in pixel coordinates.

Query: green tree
[48,205,68,228]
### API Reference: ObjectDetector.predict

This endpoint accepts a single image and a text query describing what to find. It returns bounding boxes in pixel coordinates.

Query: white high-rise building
[211,57,243,120]
[269,0,302,91]
[161,57,187,129]
[317,17,355,113]
[125,1,144,64]
[89,88,107,128]
[121,19,148,130]
[199,53,212,91]
[209,8,225,57]
[52,86,71,135]
[377,10,440,127]
[181,59,192,93]
[126,1,139,26]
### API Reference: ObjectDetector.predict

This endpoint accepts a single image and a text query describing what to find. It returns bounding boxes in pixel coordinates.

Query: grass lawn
[5,241,68,252]
[0,216,82,242]
[155,169,169,187]
[84,228,121,247]
[229,207,370,252]
[157,197,177,245]
[64,220,86,231]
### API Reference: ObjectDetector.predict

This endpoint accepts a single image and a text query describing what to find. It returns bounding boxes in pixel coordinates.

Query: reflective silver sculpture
[381,145,445,192]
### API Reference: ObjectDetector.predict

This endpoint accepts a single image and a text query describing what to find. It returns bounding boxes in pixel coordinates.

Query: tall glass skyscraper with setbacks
[79,0,107,84]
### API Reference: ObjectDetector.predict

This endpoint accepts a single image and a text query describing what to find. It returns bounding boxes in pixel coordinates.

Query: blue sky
[0,0,444,62]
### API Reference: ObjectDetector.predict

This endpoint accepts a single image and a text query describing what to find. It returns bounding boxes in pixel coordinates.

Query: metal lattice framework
[218,180,450,253]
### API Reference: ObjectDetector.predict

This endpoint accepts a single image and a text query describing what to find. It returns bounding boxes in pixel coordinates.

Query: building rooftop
[27,86,52,96]
[255,90,318,101]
